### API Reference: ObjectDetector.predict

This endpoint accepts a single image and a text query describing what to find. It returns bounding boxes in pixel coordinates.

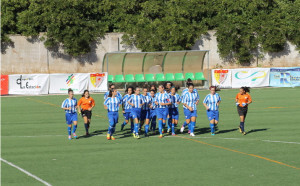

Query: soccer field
[1,87,300,186]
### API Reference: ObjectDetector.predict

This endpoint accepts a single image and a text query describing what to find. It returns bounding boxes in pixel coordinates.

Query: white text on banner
[9,74,49,95]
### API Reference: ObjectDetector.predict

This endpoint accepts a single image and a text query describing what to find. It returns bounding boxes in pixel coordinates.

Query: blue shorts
[65,113,78,125]
[156,108,168,120]
[169,108,179,120]
[123,110,133,120]
[206,110,219,121]
[141,110,150,120]
[150,109,156,118]
[131,108,142,120]
[108,111,119,126]
[184,108,197,120]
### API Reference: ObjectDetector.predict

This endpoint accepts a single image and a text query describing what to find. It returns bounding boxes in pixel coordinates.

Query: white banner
[9,74,49,95]
[231,68,270,88]
[49,73,89,94]
[88,72,108,92]
[211,69,232,88]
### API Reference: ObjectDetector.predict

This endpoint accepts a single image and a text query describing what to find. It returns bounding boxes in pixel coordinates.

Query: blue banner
[270,67,300,87]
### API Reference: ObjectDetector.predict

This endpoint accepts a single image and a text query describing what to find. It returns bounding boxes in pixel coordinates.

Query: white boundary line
[2,134,300,145]
[0,158,52,186]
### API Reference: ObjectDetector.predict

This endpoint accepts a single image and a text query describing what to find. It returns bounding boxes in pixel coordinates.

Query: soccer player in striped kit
[104,89,122,140]
[169,86,181,136]
[141,87,152,137]
[203,86,221,135]
[236,86,252,135]
[104,83,123,100]
[181,83,199,136]
[164,81,173,133]
[155,85,171,138]
[128,87,145,139]
[149,89,157,134]
[61,88,78,140]
[121,86,134,132]
[180,79,199,134]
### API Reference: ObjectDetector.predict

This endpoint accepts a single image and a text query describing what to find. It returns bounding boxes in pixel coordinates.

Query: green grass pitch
[1,87,300,185]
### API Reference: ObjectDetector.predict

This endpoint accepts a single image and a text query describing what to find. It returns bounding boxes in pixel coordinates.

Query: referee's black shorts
[237,106,248,117]
[81,110,92,119]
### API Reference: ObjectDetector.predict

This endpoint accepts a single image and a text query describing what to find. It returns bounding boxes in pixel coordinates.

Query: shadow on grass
[246,128,269,135]
[217,128,238,134]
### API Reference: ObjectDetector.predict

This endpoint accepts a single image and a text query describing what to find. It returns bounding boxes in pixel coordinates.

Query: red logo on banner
[1,75,9,95]
[90,73,105,88]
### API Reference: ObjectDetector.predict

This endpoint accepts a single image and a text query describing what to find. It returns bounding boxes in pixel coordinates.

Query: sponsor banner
[9,74,49,95]
[49,73,89,94]
[270,67,300,87]
[88,72,108,92]
[1,75,9,95]
[232,68,270,88]
[211,69,232,88]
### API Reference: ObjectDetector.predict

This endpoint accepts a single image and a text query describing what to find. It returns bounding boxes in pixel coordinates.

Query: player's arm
[247,94,252,105]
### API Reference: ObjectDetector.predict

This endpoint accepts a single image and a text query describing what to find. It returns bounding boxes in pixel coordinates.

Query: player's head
[150,84,157,92]
[150,89,156,97]
[170,86,178,94]
[186,78,193,87]
[209,86,217,94]
[135,86,140,94]
[143,86,148,95]
[82,90,90,98]
[158,84,165,93]
[109,83,115,90]
[68,88,74,98]
[126,86,134,95]
[240,86,250,94]
[188,83,194,93]
[108,88,117,97]
[164,81,173,90]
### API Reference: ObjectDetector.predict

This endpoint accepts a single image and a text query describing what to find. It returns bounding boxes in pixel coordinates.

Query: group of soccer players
[61,79,252,140]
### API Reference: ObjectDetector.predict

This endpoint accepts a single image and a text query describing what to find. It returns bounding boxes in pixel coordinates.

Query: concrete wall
[1,31,299,76]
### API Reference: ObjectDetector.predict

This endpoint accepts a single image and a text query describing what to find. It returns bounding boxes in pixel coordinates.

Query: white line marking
[2,134,300,145]
[0,158,52,186]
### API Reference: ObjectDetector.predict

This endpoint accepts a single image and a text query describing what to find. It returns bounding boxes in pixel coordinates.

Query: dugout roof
[102,50,209,76]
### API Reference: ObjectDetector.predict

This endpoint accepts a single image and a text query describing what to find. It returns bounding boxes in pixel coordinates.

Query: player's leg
[190,111,197,136]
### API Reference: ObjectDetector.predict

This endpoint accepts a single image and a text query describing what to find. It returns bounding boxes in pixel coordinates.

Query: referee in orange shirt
[78,90,95,136]
[236,87,252,135]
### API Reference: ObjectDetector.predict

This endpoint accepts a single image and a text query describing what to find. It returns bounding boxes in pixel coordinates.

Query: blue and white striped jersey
[104,91,123,101]
[170,93,181,108]
[142,95,151,110]
[122,94,133,110]
[155,92,170,108]
[104,97,121,112]
[61,98,77,113]
[181,88,199,98]
[150,96,157,110]
[128,94,145,109]
[182,91,199,110]
[203,93,221,111]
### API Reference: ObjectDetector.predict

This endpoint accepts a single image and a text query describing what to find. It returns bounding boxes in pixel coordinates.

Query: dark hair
[150,89,156,94]
[150,84,157,92]
[210,86,221,91]
[109,83,115,89]
[108,88,116,97]
[143,86,149,91]
[164,81,173,89]
[188,83,194,88]
[186,78,193,87]
[241,86,250,93]
[125,86,135,95]
[68,88,73,94]
[82,90,89,97]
